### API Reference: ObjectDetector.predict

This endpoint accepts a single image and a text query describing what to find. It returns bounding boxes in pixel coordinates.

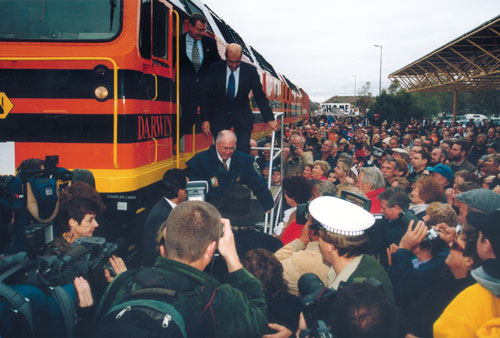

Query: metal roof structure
[389,14,500,93]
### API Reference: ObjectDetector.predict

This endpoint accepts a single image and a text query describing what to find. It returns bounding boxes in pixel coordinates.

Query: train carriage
[0,0,309,249]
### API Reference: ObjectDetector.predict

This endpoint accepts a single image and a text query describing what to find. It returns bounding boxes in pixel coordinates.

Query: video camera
[399,210,440,247]
[17,155,72,182]
[298,273,385,338]
[298,273,336,338]
[1,224,120,288]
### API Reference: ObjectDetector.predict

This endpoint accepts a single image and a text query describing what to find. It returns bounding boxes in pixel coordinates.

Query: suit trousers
[212,116,252,154]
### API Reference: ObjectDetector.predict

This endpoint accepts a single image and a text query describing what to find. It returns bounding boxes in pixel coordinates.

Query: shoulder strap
[49,286,76,338]
[0,281,35,336]
[200,286,218,338]
[94,268,141,326]
[25,179,59,223]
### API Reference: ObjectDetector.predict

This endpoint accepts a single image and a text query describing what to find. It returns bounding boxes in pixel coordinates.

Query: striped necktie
[223,159,229,171]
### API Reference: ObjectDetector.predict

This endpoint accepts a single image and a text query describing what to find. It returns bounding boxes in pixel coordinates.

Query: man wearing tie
[201,44,278,153]
[178,14,221,139]
[186,130,274,212]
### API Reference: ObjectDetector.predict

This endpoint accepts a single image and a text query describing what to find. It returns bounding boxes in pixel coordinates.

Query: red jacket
[366,187,385,214]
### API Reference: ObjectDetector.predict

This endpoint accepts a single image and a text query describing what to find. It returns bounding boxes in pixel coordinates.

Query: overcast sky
[202,0,500,103]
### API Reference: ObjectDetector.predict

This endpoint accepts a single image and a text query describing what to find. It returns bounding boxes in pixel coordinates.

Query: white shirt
[185,34,204,64]
[164,197,177,209]
[216,151,231,170]
[226,65,240,96]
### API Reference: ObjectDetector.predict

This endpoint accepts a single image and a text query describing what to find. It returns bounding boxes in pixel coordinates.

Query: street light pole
[374,44,382,96]
[352,75,356,107]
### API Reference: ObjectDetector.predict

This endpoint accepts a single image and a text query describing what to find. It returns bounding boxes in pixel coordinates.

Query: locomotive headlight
[94,86,109,101]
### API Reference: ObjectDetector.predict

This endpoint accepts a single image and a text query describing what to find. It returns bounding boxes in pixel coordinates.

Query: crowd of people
[1,113,500,338]
[1,111,500,337]
[246,113,500,337]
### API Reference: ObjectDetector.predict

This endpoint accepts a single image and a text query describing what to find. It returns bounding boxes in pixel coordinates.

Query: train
[0,0,310,246]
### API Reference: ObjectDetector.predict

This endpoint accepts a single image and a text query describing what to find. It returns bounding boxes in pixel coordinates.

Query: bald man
[201,43,277,153]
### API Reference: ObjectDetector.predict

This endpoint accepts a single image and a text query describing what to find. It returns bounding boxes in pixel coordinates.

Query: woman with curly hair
[242,248,302,334]
[312,160,330,180]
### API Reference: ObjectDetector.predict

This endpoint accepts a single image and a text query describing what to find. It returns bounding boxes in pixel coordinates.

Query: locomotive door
[138,0,175,162]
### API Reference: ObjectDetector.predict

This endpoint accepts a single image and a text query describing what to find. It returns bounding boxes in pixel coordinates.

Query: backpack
[93,268,218,338]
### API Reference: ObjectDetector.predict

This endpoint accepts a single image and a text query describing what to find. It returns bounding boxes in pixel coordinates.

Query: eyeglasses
[450,239,465,253]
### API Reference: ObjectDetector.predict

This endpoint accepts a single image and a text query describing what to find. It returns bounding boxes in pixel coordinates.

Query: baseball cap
[426,164,453,182]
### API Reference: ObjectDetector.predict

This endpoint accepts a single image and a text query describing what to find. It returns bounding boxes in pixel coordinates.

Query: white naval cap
[309,196,375,236]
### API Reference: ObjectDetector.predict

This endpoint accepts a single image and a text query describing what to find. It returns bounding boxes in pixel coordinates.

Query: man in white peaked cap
[309,196,394,302]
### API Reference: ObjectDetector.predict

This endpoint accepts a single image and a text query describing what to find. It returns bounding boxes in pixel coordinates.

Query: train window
[153,0,169,60]
[139,0,152,59]
[0,0,122,41]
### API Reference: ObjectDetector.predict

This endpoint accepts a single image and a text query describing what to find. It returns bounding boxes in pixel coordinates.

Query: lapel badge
[211,177,219,187]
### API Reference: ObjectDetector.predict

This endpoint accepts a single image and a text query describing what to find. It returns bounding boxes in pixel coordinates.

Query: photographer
[275,217,330,296]
[52,182,127,282]
[386,213,449,307]
[399,223,479,338]
[95,201,268,337]
[369,188,414,268]
[283,135,313,177]
[308,196,394,301]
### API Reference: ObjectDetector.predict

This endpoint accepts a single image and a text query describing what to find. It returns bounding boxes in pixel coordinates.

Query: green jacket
[153,257,268,337]
[347,254,395,303]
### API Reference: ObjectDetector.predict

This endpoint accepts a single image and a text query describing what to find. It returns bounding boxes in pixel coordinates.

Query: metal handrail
[173,9,180,168]
[262,111,284,234]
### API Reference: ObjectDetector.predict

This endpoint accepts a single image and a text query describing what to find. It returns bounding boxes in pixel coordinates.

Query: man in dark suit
[201,43,277,153]
[178,14,221,139]
[186,130,274,212]
[142,168,187,266]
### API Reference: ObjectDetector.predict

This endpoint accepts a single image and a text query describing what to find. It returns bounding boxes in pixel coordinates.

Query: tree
[356,82,375,113]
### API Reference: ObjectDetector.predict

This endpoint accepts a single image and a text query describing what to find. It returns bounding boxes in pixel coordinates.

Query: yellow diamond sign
[0,92,14,119]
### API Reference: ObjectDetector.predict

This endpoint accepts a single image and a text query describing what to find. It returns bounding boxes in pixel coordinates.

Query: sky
[202,0,500,103]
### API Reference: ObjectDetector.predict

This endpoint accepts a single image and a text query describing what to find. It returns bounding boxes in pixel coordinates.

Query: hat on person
[382,137,391,146]
[212,184,263,226]
[457,189,500,214]
[390,148,410,160]
[467,209,500,240]
[467,210,500,263]
[308,196,375,236]
[426,164,454,182]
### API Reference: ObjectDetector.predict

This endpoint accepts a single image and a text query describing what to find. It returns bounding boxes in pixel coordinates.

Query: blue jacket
[186,146,274,211]
[388,248,448,306]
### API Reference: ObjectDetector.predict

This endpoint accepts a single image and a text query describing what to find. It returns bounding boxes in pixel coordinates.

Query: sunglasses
[450,239,465,253]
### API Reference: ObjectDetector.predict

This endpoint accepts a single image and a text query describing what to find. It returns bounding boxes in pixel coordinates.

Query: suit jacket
[178,33,221,104]
[201,60,274,125]
[186,145,274,211]
[142,198,173,267]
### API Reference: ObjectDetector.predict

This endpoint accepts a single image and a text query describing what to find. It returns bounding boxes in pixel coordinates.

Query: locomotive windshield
[0,0,122,41]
